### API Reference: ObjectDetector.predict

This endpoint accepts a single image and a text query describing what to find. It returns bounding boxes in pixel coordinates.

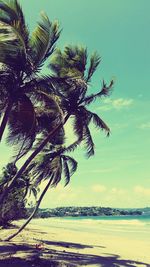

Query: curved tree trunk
[4,176,53,241]
[0,114,70,204]
[0,99,13,142]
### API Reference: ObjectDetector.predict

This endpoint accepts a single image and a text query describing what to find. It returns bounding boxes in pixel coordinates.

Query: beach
[0,216,150,266]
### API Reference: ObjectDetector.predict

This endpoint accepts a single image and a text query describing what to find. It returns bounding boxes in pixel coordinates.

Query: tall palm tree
[49,45,113,157]
[5,146,77,241]
[0,45,113,203]
[0,0,61,152]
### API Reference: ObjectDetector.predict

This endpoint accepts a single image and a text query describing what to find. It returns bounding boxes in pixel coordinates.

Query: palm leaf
[64,45,87,74]
[0,0,29,47]
[7,95,36,159]
[50,157,62,187]
[0,23,26,69]
[82,80,113,106]
[82,125,95,157]
[72,112,84,140]
[86,52,101,82]
[34,91,64,136]
[62,157,70,186]
[30,155,53,186]
[62,155,78,177]
[29,13,60,71]
[49,46,87,78]
[23,75,55,94]
[64,139,81,153]
[89,111,110,136]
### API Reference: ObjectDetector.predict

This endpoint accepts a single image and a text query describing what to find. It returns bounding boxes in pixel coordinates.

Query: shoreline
[0,218,150,266]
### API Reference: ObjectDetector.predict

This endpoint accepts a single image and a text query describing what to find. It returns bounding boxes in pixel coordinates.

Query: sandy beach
[0,217,150,267]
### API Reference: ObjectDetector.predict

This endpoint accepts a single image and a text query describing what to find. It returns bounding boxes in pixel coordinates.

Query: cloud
[112,98,133,109]
[138,122,150,129]
[97,98,134,111]
[111,187,126,195]
[39,183,83,208]
[33,182,150,209]
[92,184,107,193]
[134,185,150,196]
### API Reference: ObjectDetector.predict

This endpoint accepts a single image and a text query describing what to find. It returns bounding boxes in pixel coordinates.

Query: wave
[32,217,150,228]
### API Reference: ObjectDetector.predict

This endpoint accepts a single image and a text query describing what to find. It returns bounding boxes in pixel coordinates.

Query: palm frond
[88,111,110,136]
[82,125,95,157]
[7,95,36,159]
[23,75,62,95]
[64,139,81,153]
[62,157,70,186]
[0,0,29,47]
[64,45,87,74]
[82,80,114,106]
[85,52,101,82]
[34,91,64,136]
[50,157,62,187]
[49,46,87,78]
[29,13,60,71]
[0,23,26,69]
[30,155,53,186]
[62,155,78,177]
[72,113,84,140]
[29,186,39,199]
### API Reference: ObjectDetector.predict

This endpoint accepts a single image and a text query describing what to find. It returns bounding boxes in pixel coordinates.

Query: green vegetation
[0,0,113,241]
[35,207,143,218]
[0,163,27,226]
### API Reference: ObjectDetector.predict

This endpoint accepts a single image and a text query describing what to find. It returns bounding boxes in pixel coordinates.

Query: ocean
[30,215,150,242]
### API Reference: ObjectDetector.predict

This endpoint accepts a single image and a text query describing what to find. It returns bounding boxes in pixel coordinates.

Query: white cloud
[39,183,83,208]
[112,98,133,109]
[97,98,134,111]
[134,185,150,196]
[139,122,150,129]
[111,187,126,195]
[33,182,150,209]
[92,184,107,193]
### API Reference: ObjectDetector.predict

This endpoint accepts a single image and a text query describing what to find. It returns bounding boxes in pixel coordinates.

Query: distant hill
[135,207,150,215]
[27,206,148,218]
[119,207,150,215]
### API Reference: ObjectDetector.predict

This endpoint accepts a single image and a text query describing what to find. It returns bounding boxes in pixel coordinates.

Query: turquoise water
[62,214,150,222]
[31,215,150,241]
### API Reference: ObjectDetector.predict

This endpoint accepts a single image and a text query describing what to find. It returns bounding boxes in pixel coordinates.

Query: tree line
[35,207,143,218]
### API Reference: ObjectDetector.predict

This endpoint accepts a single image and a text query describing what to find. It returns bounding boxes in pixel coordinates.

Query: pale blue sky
[0,0,150,208]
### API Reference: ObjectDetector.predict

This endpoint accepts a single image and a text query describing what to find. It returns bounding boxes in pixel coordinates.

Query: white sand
[0,218,150,266]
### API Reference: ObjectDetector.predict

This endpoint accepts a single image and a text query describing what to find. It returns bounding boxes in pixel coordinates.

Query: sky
[0,0,150,208]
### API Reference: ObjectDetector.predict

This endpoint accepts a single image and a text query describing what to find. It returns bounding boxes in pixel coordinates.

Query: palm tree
[0,162,39,200]
[49,45,113,157]
[0,162,38,226]
[0,0,60,152]
[4,146,77,241]
[0,45,113,203]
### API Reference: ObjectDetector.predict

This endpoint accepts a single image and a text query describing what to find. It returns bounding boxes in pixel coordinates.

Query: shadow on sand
[0,240,149,267]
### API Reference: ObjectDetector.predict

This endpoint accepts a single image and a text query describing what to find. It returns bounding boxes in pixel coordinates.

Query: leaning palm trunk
[0,99,13,142]
[4,176,54,241]
[0,114,70,204]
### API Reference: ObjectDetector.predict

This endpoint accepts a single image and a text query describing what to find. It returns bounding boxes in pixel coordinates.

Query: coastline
[0,218,150,266]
